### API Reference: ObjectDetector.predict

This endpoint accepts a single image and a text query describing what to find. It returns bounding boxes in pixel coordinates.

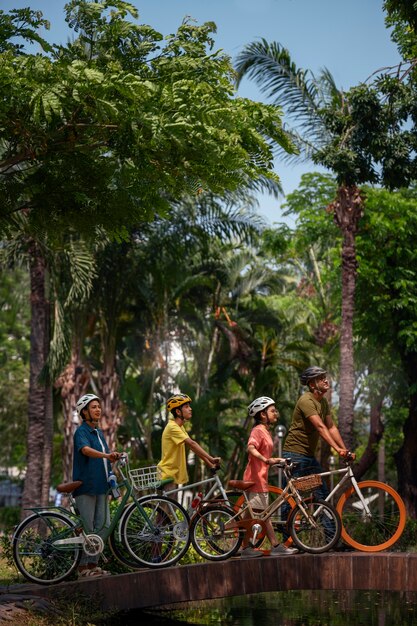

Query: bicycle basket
[128,465,162,492]
[293,474,322,492]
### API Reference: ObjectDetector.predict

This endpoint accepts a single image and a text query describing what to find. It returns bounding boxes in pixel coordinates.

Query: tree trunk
[21,241,50,515]
[328,185,364,453]
[338,228,356,451]
[353,389,385,480]
[394,351,417,518]
[99,362,120,451]
[41,385,53,506]
[55,342,90,483]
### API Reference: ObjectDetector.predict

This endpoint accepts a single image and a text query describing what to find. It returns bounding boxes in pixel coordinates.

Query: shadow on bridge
[16,553,417,612]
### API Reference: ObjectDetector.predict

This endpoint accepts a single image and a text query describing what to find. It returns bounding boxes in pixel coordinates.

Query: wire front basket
[292,474,322,492]
[128,465,162,492]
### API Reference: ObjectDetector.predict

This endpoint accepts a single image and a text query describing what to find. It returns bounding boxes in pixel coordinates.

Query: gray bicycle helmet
[299,366,327,386]
[247,396,275,418]
[76,393,100,418]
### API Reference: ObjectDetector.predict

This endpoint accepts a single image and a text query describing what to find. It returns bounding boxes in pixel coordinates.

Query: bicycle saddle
[56,480,83,493]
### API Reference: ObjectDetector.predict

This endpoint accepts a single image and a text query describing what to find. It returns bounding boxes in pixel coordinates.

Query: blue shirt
[72,421,111,496]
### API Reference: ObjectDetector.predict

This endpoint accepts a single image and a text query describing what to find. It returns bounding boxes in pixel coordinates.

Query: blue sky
[2,0,401,223]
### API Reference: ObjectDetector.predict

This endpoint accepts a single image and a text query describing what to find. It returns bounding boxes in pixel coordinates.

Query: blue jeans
[75,494,110,566]
[281,452,329,540]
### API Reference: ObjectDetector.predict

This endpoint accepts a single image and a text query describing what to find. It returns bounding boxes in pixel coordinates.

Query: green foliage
[356,186,417,354]
[395,515,417,551]
[384,0,417,59]
[0,530,15,569]
[0,7,52,54]
[0,508,20,531]
[235,36,417,191]
[0,1,291,238]
[0,266,30,468]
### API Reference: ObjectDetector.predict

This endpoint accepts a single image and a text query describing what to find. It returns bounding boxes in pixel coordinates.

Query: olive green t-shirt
[283,392,330,456]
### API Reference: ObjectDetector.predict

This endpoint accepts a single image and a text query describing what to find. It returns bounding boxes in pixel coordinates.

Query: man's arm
[324,416,356,459]
[324,415,347,447]
[307,414,350,456]
[184,437,221,467]
[80,446,120,462]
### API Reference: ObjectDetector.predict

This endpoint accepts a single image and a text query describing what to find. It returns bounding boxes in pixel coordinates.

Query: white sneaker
[269,544,299,556]
[240,546,263,558]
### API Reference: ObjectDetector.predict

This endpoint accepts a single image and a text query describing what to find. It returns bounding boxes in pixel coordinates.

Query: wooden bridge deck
[10,552,417,612]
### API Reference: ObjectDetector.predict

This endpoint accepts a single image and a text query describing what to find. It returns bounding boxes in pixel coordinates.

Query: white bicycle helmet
[247,396,275,418]
[76,393,100,418]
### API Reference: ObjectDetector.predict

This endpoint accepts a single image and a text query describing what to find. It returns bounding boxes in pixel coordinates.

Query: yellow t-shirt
[157,419,189,484]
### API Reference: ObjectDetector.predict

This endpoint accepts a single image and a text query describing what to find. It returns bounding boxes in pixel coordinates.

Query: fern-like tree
[0,1,293,508]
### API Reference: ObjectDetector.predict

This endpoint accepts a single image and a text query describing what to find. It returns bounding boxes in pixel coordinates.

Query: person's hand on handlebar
[108,451,123,463]
[338,449,356,460]
[207,457,222,471]
[267,457,285,466]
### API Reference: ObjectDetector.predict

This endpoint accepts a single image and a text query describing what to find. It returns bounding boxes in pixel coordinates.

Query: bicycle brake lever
[117,453,128,468]
[283,458,298,469]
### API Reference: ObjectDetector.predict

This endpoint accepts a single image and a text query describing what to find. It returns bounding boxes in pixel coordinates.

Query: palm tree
[235,41,370,451]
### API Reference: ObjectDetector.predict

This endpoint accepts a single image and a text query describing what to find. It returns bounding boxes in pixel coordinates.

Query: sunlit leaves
[0,1,291,238]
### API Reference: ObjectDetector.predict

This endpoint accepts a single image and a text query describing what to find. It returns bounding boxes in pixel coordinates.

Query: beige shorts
[248,491,269,513]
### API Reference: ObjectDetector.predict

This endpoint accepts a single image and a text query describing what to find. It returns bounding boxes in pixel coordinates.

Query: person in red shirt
[240,396,298,558]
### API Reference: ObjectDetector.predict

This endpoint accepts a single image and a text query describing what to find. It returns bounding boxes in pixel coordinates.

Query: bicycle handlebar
[114,452,128,470]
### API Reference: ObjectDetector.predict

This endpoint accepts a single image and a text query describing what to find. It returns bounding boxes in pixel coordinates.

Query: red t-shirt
[242,424,273,492]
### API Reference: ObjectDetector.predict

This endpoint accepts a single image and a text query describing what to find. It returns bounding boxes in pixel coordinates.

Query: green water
[106,590,417,625]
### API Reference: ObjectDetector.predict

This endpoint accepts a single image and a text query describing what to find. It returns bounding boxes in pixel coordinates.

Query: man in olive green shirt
[283,366,353,497]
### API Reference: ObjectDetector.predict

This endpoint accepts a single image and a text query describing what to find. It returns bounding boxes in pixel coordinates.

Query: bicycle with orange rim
[234,455,406,553]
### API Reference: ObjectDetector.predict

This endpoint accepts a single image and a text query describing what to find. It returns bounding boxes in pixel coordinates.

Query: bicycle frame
[161,472,231,510]
[227,473,324,543]
[25,462,160,553]
[315,463,374,517]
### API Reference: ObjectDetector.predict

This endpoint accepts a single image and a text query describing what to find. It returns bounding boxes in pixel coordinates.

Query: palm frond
[272,126,319,164]
[62,242,97,308]
[235,39,334,149]
[316,67,345,108]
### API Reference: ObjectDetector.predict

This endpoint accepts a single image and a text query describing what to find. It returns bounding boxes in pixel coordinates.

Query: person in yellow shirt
[157,393,221,487]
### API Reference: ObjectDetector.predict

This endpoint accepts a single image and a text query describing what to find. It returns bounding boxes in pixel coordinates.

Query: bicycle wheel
[336,480,406,552]
[13,511,81,584]
[108,526,142,570]
[288,499,341,553]
[121,495,190,568]
[190,505,242,561]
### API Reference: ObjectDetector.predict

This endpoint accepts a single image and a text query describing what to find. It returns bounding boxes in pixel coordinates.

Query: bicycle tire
[336,480,406,552]
[190,505,242,561]
[13,511,81,584]
[288,499,341,553]
[108,526,142,570]
[121,495,190,568]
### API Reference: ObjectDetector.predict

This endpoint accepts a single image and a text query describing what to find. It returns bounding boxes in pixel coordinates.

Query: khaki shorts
[248,491,269,513]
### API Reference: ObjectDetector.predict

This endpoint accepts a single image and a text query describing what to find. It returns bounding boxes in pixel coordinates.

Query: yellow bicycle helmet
[166,393,192,412]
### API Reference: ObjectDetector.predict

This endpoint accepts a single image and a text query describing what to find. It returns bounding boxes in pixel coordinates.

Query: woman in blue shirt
[72,393,121,578]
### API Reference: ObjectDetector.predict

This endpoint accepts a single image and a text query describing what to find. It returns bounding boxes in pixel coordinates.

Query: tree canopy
[0,1,293,239]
